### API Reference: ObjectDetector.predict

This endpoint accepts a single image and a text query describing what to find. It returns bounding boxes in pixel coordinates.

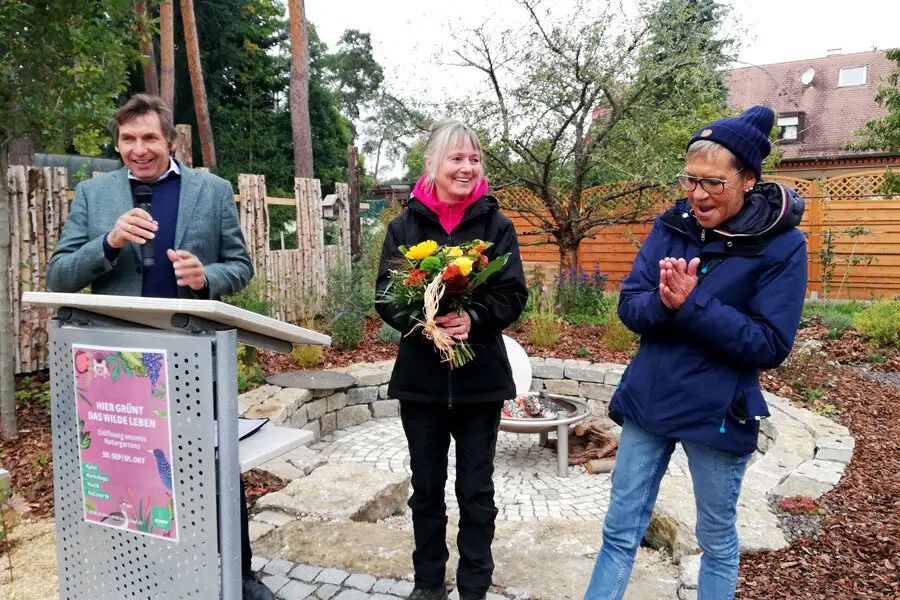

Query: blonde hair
[685,140,744,172]
[423,119,485,189]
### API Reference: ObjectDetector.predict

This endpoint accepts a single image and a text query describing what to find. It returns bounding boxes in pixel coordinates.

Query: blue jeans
[584,417,750,600]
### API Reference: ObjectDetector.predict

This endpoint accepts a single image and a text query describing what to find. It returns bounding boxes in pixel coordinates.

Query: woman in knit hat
[583,106,808,600]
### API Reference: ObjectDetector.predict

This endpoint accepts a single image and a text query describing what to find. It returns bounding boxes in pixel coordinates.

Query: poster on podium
[73,345,179,542]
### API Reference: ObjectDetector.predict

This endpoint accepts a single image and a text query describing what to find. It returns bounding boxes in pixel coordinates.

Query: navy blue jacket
[610,183,808,455]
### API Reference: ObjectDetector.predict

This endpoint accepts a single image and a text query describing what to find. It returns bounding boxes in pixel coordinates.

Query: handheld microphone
[133,184,155,268]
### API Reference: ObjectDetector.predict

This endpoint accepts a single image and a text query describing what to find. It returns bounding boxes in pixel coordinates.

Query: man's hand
[167,249,207,291]
[434,310,472,341]
[107,208,157,249]
[659,257,701,311]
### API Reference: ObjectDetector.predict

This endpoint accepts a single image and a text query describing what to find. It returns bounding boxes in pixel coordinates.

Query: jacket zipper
[447,231,454,409]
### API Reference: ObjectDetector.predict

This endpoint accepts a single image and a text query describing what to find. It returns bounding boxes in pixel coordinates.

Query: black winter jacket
[375,194,528,405]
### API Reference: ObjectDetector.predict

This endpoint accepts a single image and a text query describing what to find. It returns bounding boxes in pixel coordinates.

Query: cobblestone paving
[309,418,612,522]
[252,556,516,600]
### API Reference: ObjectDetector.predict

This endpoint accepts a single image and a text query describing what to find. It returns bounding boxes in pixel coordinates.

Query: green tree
[0,0,141,438]
[327,30,384,121]
[850,48,900,196]
[451,0,735,271]
[363,92,431,185]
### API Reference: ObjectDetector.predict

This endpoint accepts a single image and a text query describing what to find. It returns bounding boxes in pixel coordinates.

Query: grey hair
[685,140,744,173]
[423,119,485,188]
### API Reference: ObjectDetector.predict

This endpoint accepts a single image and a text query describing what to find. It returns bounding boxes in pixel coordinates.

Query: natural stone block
[260,575,289,594]
[248,520,273,542]
[290,406,308,428]
[303,420,321,440]
[344,573,377,591]
[603,364,626,386]
[580,382,614,401]
[244,401,291,425]
[679,554,701,589]
[306,399,328,420]
[531,359,565,379]
[338,405,371,429]
[283,446,327,475]
[530,378,544,392]
[256,464,410,522]
[254,511,295,527]
[371,400,400,418]
[314,388,332,398]
[257,458,305,481]
[564,365,606,382]
[288,563,322,581]
[378,384,389,399]
[321,412,338,435]
[271,387,313,412]
[679,589,698,600]
[587,399,610,418]
[793,459,844,486]
[351,367,391,387]
[278,580,317,600]
[772,473,834,499]
[815,447,853,464]
[264,558,296,576]
[348,386,379,406]
[817,435,855,452]
[238,384,280,406]
[326,392,349,412]
[544,378,580,396]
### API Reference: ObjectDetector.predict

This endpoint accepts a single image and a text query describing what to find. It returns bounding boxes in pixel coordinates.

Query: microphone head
[133,184,153,204]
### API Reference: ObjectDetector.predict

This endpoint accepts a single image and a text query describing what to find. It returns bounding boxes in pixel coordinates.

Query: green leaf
[111,365,120,382]
[84,499,97,513]
[152,409,168,419]
[470,253,510,289]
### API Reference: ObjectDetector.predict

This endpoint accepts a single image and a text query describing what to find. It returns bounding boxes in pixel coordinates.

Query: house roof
[727,50,895,162]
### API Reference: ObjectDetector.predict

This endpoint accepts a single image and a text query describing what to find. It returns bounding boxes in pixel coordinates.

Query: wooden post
[807,180,824,299]
[335,182,351,266]
[348,146,361,262]
[176,124,193,167]
[295,177,326,311]
[237,174,270,305]
[159,0,175,110]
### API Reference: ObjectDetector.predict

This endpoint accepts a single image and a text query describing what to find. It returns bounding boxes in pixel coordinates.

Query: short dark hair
[108,94,177,144]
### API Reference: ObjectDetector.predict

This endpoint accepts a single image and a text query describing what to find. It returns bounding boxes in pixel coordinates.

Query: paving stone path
[310,419,613,523]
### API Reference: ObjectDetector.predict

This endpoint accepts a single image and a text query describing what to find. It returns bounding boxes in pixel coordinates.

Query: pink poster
[73,345,178,541]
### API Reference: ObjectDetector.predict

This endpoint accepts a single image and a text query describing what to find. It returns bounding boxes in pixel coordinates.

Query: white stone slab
[239,423,314,472]
[22,291,330,346]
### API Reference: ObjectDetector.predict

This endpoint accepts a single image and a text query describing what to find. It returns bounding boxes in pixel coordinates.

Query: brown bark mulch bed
[739,324,900,599]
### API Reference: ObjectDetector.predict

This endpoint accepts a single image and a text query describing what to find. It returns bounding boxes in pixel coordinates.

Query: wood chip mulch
[738,325,900,599]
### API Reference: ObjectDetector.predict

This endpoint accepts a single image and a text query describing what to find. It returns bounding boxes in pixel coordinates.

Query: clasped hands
[434,310,472,341]
[107,208,207,291]
[659,257,701,311]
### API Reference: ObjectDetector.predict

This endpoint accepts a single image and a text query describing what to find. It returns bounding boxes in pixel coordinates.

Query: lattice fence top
[495,182,680,217]
[822,171,888,199]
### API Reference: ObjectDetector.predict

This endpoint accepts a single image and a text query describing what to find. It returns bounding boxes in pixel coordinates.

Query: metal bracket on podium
[170,313,292,354]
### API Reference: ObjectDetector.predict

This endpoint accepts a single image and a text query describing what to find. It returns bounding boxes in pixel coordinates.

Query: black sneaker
[407,584,449,600]
[242,572,275,600]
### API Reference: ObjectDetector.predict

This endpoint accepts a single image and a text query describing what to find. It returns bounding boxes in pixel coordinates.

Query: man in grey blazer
[47,94,273,600]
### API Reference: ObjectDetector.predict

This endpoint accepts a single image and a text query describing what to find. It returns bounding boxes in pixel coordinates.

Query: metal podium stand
[23,292,329,600]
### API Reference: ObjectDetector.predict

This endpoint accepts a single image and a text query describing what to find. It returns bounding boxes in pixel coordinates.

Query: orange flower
[441,264,461,280]
[475,243,486,253]
[476,255,489,269]
[410,269,428,280]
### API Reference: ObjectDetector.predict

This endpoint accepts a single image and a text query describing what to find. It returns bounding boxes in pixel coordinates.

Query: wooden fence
[6,167,68,373]
[503,170,900,300]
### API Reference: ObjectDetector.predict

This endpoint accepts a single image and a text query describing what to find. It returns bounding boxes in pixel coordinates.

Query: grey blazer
[47,165,253,300]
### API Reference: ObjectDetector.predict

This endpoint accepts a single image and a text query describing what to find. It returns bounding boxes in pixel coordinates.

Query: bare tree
[160,0,175,108]
[287,0,314,178]
[181,0,216,168]
[450,0,733,271]
[134,0,159,95]
[0,134,14,438]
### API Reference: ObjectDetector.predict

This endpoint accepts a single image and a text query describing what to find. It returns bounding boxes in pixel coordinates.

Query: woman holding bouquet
[375,119,527,600]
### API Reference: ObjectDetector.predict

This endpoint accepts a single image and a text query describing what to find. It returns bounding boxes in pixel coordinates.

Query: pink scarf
[412,174,489,234]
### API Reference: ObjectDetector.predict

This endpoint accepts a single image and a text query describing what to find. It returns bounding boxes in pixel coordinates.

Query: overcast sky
[305,0,899,174]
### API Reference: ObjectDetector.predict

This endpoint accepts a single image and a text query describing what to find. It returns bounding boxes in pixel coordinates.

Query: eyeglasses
[676,168,744,195]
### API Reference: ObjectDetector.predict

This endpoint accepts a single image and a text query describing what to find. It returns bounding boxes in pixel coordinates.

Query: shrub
[223,278,271,317]
[778,496,824,516]
[377,322,402,345]
[291,345,323,368]
[331,306,366,350]
[557,264,611,324]
[854,301,900,348]
[528,298,559,347]
[325,261,370,319]
[573,346,591,359]
[603,315,637,352]
[821,311,855,332]
[236,344,266,392]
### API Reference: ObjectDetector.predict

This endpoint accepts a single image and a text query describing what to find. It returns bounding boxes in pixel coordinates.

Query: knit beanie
[686,106,775,179]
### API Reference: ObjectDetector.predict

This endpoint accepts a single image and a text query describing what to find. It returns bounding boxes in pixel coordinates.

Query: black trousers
[400,401,502,599]
[240,477,252,574]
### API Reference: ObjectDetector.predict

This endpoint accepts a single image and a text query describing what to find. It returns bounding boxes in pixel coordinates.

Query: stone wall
[238,358,631,440]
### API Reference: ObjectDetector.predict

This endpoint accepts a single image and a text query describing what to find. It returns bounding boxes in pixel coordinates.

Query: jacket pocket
[727,386,770,424]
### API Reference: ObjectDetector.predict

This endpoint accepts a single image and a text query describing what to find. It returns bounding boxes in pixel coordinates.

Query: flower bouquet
[378,239,509,368]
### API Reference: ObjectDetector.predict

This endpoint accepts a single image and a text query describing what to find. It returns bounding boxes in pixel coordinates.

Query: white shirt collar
[127,156,182,182]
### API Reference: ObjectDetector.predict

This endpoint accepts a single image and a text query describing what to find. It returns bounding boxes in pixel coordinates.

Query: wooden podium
[23,292,328,600]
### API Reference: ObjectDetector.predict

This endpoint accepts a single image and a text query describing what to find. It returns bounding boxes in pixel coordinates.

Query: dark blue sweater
[103,172,181,298]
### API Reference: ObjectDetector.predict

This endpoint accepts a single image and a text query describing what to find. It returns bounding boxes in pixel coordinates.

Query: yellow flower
[445,246,463,257]
[454,256,474,276]
[405,240,438,260]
